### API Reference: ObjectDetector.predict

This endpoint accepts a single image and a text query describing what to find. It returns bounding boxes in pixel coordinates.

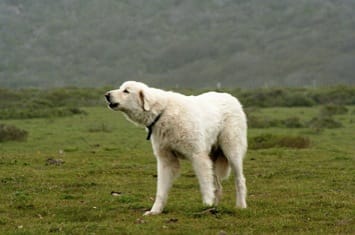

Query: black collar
[146,112,163,140]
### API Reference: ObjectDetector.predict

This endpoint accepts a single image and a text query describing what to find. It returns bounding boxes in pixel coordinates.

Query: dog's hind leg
[144,150,180,216]
[219,126,248,209]
[213,174,222,205]
[230,152,247,208]
[213,154,231,205]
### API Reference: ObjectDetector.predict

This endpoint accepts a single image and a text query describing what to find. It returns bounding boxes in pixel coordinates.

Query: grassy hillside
[0,85,354,233]
[0,105,354,234]
[1,0,355,88]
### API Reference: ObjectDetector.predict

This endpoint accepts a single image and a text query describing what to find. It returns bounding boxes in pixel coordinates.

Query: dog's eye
[123,89,130,94]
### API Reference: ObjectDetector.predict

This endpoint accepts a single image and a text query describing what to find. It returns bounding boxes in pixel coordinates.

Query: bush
[0,107,87,120]
[233,86,355,108]
[282,117,305,128]
[309,86,355,105]
[319,105,348,116]
[247,115,278,128]
[249,134,311,149]
[307,116,343,129]
[247,114,305,129]
[283,93,315,107]
[0,124,28,142]
[238,88,315,107]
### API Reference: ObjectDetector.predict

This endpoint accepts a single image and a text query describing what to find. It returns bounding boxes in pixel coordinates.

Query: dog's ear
[139,89,151,111]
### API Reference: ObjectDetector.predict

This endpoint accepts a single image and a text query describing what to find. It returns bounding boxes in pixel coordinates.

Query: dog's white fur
[106,81,247,215]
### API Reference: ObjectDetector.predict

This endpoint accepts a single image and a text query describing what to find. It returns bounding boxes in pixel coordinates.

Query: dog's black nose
[105,92,111,102]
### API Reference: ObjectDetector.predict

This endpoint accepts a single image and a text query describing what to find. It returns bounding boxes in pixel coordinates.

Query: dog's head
[105,81,161,125]
[105,81,153,111]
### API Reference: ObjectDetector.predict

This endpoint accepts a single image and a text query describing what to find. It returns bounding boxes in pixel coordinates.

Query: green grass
[0,106,354,234]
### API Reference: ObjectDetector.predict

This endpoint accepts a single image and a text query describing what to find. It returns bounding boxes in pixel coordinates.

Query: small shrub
[249,134,310,150]
[310,86,355,105]
[276,136,311,149]
[50,107,87,117]
[0,124,28,142]
[282,117,305,128]
[27,98,54,109]
[69,107,87,115]
[0,107,87,120]
[308,116,343,129]
[248,115,305,129]
[247,115,282,128]
[239,88,315,107]
[284,93,315,107]
[320,105,348,116]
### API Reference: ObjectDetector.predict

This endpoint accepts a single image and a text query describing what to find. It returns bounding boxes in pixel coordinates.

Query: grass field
[0,105,354,234]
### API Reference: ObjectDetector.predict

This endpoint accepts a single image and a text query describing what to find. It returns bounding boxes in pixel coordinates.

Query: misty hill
[1,0,355,88]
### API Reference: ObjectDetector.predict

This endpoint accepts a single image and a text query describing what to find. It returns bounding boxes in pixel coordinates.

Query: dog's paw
[143,210,161,216]
[236,200,247,209]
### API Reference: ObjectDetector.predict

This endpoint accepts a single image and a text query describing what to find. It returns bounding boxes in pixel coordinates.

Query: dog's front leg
[192,154,215,206]
[144,152,180,216]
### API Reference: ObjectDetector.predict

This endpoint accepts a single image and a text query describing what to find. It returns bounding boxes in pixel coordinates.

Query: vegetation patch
[0,107,87,120]
[282,117,304,128]
[308,116,343,129]
[247,104,349,130]
[240,88,315,107]
[319,104,348,116]
[0,124,28,142]
[249,134,311,149]
[248,115,306,129]
[247,115,279,128]
[235,86,355,107]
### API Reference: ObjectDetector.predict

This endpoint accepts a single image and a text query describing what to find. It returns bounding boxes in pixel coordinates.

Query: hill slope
[1,0,355,88]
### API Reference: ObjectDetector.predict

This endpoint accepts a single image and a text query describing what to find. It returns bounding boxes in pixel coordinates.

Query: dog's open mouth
[109,103,119,109]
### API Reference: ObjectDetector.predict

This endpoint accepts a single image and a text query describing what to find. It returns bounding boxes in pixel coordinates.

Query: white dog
[105,81,247,215]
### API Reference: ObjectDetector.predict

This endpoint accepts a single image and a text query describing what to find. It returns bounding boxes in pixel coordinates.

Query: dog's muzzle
[105,92,119,109]
[109,103,119,109]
